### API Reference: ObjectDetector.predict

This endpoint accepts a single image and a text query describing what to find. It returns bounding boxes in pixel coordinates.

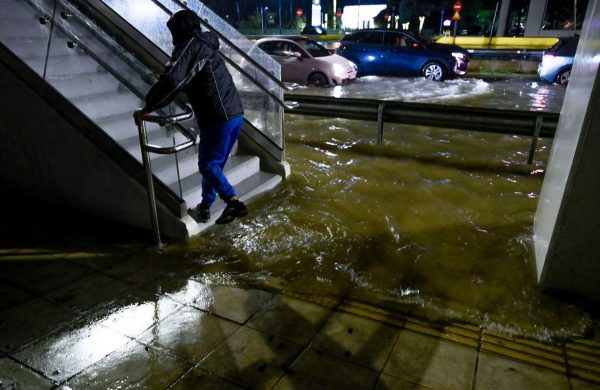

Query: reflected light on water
[291,77,565,113]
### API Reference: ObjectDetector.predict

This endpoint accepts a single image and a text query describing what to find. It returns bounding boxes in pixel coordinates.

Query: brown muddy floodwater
[177,78,589,342]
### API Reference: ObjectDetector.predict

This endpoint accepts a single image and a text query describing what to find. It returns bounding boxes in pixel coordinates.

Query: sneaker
[215,200,248,224]
[196,203,210,223]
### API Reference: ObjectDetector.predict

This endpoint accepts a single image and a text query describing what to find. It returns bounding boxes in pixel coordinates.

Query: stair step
[143,145,195,177]
[45,53,104,77]
[154,148,199,190]
[162,153,260,195]
[49,71,122,99]
[95,111,144,143]
[74,90,143,121]
[22,54,103,78]
[183,171,282,235]
[180,154,262,206]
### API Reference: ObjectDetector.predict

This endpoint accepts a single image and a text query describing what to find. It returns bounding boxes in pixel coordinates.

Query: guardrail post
[138,122,165,249]
[377,103,386,144]
[527,115,543,165]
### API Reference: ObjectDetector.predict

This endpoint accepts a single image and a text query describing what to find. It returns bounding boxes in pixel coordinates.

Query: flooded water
[177,77,589,342]
[288,76,567,112]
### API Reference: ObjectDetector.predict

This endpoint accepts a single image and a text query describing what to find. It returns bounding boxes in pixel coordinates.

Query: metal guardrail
[284,94,559,165]
[468,49,544,61]
[137,105,195,248]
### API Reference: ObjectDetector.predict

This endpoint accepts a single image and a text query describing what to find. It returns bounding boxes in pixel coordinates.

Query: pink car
[253,36,357,87]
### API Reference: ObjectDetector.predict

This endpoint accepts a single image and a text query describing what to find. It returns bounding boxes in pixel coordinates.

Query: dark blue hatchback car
[336,29,469,81]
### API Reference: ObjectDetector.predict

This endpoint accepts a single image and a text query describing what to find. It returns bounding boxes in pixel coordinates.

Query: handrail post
[137,121,165,249]
[527,115,543,165]
[377,103,386,144]
[136,105,195,248]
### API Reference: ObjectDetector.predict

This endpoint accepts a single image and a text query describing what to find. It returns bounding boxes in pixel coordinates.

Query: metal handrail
[137,105,195,248]
[467,49,544,61]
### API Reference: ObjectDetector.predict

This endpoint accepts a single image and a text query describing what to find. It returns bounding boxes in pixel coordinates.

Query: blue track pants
[198,116,243,207]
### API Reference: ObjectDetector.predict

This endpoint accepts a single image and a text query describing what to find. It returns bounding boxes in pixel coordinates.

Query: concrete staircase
[0,0,282,237]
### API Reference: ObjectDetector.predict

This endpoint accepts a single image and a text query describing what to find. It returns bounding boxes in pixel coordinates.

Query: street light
[261,6,269,34]
[357,0,361,29]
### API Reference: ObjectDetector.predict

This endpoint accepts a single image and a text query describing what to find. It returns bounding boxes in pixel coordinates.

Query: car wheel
[422,62,446,81]
[556,68,571,86]
[308,72,328,87]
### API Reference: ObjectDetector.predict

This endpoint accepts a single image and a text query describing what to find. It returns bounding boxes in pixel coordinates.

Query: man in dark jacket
[134,9,247,225]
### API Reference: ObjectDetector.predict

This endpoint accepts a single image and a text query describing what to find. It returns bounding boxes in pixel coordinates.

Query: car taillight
[334,42,341,49]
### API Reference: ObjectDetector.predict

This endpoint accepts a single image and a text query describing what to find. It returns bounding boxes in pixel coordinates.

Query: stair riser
[178,155,261,197]
[50,74,122,100]
[75,94,142,121]
[22,56,103,77]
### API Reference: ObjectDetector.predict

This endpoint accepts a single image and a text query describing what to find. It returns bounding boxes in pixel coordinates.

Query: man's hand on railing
[133,108,150,126]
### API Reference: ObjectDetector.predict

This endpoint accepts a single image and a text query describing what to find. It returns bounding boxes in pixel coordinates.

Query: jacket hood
[167,10,202,45]
[201,31,220,50]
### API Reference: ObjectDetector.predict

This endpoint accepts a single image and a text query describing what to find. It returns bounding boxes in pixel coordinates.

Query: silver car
[538,36,578,86]
[252,36,357,86]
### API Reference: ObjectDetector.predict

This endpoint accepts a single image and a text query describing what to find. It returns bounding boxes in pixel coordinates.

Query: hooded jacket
[144,10,244,128]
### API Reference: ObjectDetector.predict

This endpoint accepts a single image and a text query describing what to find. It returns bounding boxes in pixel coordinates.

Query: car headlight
[333,63,346,77]
[452,52,465,60]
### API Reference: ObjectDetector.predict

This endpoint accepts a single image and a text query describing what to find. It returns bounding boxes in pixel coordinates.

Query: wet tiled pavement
[1,208,599,389]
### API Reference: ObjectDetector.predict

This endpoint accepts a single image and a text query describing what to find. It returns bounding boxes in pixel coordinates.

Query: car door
[348,31,385,76]
[382,32,426,77]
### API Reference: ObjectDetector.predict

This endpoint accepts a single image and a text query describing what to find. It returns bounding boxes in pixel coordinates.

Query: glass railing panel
[185,2,281,80]
[230,65,283,146]
[0,0,54,76]
[41,0,189,198]
[95,0,174,50]
[98,0,284,149]
[187,1,284,148]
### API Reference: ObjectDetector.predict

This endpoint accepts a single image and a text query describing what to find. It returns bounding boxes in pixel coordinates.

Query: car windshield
[295,39,331,57]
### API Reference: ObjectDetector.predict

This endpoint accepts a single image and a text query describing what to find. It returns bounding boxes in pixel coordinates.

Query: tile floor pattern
[0,218,599,389]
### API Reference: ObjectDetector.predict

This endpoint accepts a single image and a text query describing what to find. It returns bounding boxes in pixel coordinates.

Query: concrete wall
[534,0,600,299]
[0,58,189,241]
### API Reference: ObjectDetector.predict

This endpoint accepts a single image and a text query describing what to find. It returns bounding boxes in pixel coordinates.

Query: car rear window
[548,37,579,56]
